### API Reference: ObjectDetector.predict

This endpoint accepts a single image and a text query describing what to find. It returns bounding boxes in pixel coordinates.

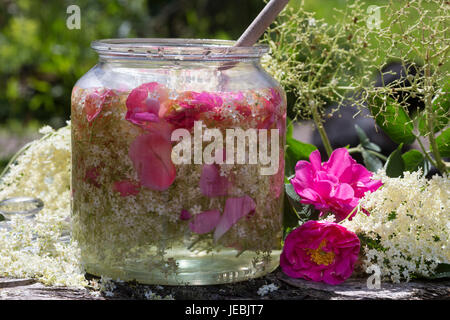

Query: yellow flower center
[306,240,335,266]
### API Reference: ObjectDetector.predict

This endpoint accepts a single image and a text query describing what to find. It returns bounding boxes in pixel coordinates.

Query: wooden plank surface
[1,270,449,300]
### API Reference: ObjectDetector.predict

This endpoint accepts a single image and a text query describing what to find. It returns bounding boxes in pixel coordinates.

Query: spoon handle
[235,0,290,47]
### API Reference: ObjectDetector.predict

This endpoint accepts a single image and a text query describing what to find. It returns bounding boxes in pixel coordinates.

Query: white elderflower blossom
[257,283,278,296]
[0,123,88,287]
[320,214,336,222]
[99,276,116,297]
[143,289,174,300]
[343,170,450,283]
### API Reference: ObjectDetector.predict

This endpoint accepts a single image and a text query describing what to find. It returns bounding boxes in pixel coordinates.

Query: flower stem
[310,99,333,157]
[424,50,447,174]
[413,132,438,169]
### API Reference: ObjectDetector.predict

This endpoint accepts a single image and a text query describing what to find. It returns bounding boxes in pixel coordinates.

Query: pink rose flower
[290,148,382,221]
[125,82,169,129]
[280,220,360,285]
[128,130,176,191]
[113,180,141,197]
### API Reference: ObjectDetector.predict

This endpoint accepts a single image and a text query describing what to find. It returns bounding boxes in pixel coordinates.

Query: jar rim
[91,38,269,61]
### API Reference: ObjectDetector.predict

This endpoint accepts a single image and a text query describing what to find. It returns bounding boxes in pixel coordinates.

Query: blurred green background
[0,0,386,170]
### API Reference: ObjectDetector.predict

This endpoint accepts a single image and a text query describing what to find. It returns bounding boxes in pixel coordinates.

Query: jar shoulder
[74,62,281,93]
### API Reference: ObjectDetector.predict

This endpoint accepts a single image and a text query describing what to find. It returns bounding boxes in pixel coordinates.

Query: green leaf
[285,182,301,203]
[285,138,317,176]
[355,124,369,143]
[286,118,294,139]
[387,211,397,221]
[286,138,317,162]
[284,183,316,221]
[355,124,381,152]
[369,97,415,144]
[435,262,450,274]
[401,149,423,171]
[284,118,317,176]
[361,149,383,172]
[436,128,450,158]
[423,263,450,280]
[384,143,405,177]
[0,213,5,222]
[283,191,300,236]
[401,149,430,175]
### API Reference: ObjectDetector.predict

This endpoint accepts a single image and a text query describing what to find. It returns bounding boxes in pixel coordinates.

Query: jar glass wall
[71,39,286,285]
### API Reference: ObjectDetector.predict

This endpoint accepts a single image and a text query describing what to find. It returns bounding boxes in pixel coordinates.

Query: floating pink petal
[199,164,232,197]
[113,180,140,197]
[189,209,221,234]
[223,91,251,117]
[180,209,192,221]
[144,120,174,141]
[129,131,176,191]
[84,89,116,123]
[84,167,101,188]
[270,87,283,107]
[214,195,256,241]
[125,82,169,129]
[277,113,287,138]
[161,91,223,129]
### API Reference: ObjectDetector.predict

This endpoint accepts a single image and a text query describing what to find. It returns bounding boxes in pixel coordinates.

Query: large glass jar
[71,39,286,285]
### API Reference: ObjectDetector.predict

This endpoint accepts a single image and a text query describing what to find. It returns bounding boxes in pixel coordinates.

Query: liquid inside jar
[71,79,286,285]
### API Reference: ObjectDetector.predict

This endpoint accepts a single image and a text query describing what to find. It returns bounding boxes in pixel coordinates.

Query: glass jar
[71,39,286,285]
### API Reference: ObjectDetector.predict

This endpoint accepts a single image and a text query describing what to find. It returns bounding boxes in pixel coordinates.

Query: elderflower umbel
[343,170,450,283]
[0,123,87,287]
[257,283,279,296]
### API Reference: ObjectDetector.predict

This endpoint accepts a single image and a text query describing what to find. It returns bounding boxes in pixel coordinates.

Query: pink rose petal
[189,209,221,234]
[309,150,322,171]
[323,148,354,179]
[161,91,223,130]
[84,89,116,123]
[180,209,192,221]
[332,183,354,201]
[84,167,101,188]
[292,161,314,189]
[129,131,176,191]
[214,195,256,241]
[199,164,232,197]
[291,148,382,221]
[113,180,140,197]
[125,82,169,129]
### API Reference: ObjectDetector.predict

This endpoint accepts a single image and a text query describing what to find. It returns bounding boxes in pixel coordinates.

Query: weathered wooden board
[1,270,449,300]
[0,278,99,300]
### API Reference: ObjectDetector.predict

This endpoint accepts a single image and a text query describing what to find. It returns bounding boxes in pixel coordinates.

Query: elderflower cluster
[143,289,174,300]
[343,170,450,283]
[0,123,87,287]
[257,283,278,296]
